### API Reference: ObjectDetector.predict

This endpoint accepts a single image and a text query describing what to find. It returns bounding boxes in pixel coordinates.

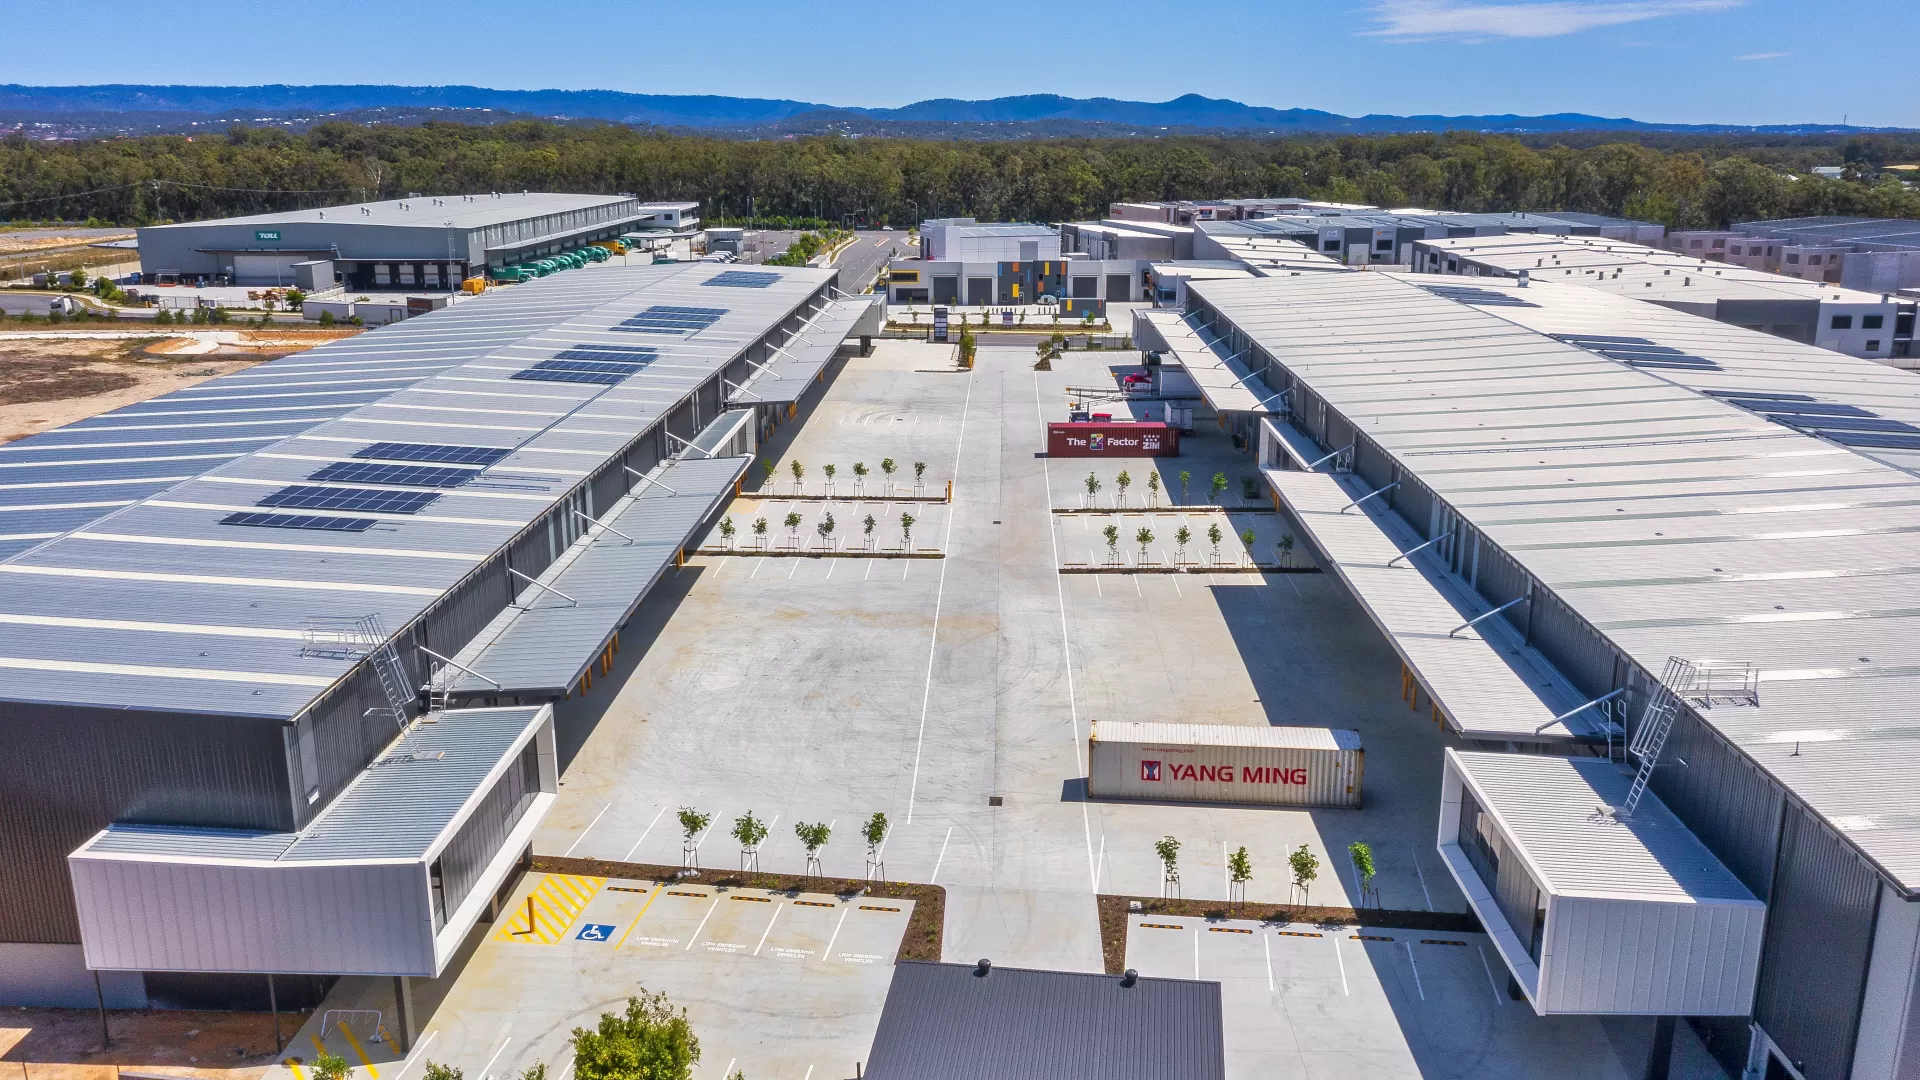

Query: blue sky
[1,0,1915,127]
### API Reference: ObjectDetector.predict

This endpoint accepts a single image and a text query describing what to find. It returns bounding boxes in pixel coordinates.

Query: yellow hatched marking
[493,873,606,944]
[337,1020,380,1079]
[286,1059,309,1080]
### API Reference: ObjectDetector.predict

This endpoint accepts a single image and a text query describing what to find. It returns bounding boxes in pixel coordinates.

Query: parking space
[1051,509,1299,569]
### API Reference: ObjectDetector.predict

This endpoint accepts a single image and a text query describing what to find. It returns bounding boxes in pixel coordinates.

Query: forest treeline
[3,122,1918,229]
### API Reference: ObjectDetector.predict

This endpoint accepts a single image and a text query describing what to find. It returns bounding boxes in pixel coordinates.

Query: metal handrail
[1305,443,1352,471]
[572,509,634,544]
[1533,688,1628,735]
[1449,595,1528,638]
[1385,534,1445,568]
[1338,481,1399,514]
[623,465,678,496]
[509,567,579,607]
[665,430,713,459]
[419,646,501,691]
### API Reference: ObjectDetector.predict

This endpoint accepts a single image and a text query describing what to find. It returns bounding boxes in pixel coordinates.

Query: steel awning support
[1534,688,1628,735]
[1451,596,1528,638]
[1386,534,1447,568]
[419,646,501,691]
[623,465,677,496]
[571,509,635,545]
[1339,481,1399,514]
[508,567,579,607]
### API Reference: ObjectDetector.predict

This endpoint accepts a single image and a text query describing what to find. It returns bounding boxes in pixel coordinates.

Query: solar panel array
[702,270,782,289]
[354,442,513,466]
[614,305,728,334]
[553,345,659,364]
[511,361,632,386]
[220,511,379,533]
[308,461,479,488]
[257,486,442,514]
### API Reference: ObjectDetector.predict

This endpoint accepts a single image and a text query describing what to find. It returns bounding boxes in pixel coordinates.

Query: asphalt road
[833,229,907,294]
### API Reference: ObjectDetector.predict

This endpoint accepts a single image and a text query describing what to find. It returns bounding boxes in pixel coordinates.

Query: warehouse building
[1668,216,1920,293]
[1145,270,1920,1080]
[136,193,681,288]
[1409,232,1912,362]
[1193,208,1664,267]
[0,262,877,1013]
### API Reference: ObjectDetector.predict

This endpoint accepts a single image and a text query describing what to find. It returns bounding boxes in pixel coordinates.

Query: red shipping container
[1047,421,1180,457]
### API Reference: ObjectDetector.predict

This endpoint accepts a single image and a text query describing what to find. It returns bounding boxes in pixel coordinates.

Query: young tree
[880,457,897,495]
[421,1063,464,1080]
[752,517,768,550]
[718,517,736,550]
[1288,843,1321,907]
[1240,527,1257,566]
[784,511,802,546]
[1154,835,1181,898]
[823,463,836,493]
[1146,471,1161,508]
[1135,526,1155,565]
[958,325,976,369]
[1207,522,1223,565]
[1277,533,1296,568]
[732,810,768,872]
[913,461,927,492]
[1174,525,1192,564]
[863,513,877,550]
[1210,471,1229,504]
[1348,841,1378,908]
[1228,846,1253,909]
[817,512,836,550]
[761,459,777,490]
[788,458,805,494]
[678,807,712,869]
[795,821,831,877]
[571,991,701,1080]
[862,811,889,880]
[900,512,916,548]
[1115,469,1131,507]
[852,461,869,494]
[311,1053,352,1080]
[1083,471,1101,508]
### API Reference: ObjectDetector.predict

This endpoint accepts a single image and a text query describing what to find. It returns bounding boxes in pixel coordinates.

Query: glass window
[1787,254,1801,264]
[1807,255,1822,265]
[1867,340,1882,351]
[1832,315,1854,330]
[1863,314,1884,329]
[1690,239,1703,248]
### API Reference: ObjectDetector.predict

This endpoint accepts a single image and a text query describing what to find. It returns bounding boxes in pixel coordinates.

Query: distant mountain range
[0,85,1900,138]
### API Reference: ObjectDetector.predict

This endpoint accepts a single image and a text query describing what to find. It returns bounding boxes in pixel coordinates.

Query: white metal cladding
[1088,722,1361,807]
[1439,751,1763,1017]
[67,706,554,976]
[0,264,841,722]
[1190,270,1920,894]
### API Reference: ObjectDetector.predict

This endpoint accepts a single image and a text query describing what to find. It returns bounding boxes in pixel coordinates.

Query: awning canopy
[1262,432,1609,744]
[727,296,875,406]
[447,453,748,698]
[1136,309,1284,414]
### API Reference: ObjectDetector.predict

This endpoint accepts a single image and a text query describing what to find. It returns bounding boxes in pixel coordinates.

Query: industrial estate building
[0,261,878,1013]
[135,193,696,288]
[1135,269,1920,1080]
[1666,216,1920,293]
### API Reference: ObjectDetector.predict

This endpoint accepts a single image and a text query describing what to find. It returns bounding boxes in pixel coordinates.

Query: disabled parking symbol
[575,924,616,942]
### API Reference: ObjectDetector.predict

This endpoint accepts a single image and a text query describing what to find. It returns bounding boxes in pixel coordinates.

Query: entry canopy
[1135,309,1285,414]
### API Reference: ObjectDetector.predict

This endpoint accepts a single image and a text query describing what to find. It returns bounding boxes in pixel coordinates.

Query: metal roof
[1135,309,1284,413]
[1189,270,1920,893]
[1450,750,1761,903]
[1734,217,1920,252]
[447,453,748,697]
[864,962,1224,1080]
[1412,274,1920,478]
[80,705,545,863]
[0,263,839,721]
[140,193,642,233]
[727,296,873,405]
[1094,721,1360,751]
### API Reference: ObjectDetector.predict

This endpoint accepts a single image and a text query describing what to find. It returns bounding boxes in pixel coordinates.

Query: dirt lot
[0,1008,286,1080]
[0,330,360,444]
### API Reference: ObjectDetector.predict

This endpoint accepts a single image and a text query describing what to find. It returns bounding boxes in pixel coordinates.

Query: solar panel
[353,442,513,466]
[613,305,728,334]
[511,365,629,387]
[534,358,650,376]
[221,511,379,532]
[703,270,781,289]
[257,486,441,514]
[554,345,658,364]
[308,461,479,488]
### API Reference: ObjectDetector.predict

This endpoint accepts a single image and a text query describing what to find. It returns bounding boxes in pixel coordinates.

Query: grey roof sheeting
[140,193,639,234]
[864,962,1224,1080]
[0,263,840,722]
[79,705,544,862]
[726,297,872,405]
[447,453,748,697]
[1190,270,1920,892]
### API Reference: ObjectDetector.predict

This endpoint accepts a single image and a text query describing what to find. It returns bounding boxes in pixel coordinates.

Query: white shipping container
[1088,722,1362,807]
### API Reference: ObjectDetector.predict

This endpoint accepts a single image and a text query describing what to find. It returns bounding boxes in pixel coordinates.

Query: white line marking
[1223,842,1229,899]
[564,804,612,857]
[787,558,800,580]
[754,902,784,956]
[1334,934,1349,995]
[719,1060,735,1080]
[685,895,721,951]
[904,366,976,824]
[928,826,953,884]
[623,805,668,861]
[749,557,766,579]
[1033,372,1097,893]
[802,1067,813,1080]
[1171,574,1182,597]
[1410,846,1434,912]
[863,558,874,580]
[1478,945,1506,1004]
[1264,934,1275,993]
[823,557,835,580]
[1193,922,1200,979]
[390,1030,439,1080]
[556,1055,573,1080]
[1405,941,1425,1000]
[1094,575,1102,597]
[477,1036,512,1080]
[1094,835,1106,891]
[822,906,850,960]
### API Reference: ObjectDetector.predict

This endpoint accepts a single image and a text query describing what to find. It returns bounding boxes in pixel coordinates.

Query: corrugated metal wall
[433,742,541,923]
[0,708,290,943]
[1649,712,1783,898]
[1754,805,1882,1080]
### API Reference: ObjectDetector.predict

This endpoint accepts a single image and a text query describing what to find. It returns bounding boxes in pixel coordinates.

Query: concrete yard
[284,340,1693,1080]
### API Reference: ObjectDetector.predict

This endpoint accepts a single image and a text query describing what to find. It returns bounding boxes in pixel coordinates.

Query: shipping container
[1047,421,1180,458]
[1088,722,1362,807]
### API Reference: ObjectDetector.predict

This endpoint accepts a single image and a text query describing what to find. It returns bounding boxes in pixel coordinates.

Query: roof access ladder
[301,614,415,729]
[1618,657,1759,818]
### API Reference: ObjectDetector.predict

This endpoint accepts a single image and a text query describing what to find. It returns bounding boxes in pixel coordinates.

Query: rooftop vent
[974,958,991,977]
[1121,969,1138,988]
